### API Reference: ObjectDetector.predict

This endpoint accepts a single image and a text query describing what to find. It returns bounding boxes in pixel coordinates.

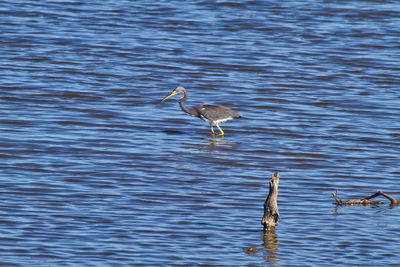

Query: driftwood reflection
[244,229,279,266]
[261,229,279,265]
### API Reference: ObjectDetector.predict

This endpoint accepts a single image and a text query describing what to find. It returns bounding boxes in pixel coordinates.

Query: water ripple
[1,0,400,266]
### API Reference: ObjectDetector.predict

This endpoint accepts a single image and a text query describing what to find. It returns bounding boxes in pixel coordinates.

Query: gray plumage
[161,86,242,135]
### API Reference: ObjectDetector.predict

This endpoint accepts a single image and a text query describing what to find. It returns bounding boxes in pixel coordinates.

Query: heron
[160,86,241,136]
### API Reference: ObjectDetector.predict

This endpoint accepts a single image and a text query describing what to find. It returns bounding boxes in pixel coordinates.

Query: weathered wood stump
[333,190,400,206]
[261,171,280,232]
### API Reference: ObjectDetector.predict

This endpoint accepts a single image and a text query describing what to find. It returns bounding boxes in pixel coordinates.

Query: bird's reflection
[200,136,239,156]
[176,133,237,156]
[204,136,229,148]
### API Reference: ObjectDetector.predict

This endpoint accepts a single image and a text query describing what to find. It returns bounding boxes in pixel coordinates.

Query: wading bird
[160,86,241,136]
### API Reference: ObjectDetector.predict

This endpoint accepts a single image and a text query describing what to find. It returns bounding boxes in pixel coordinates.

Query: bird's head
[160,86,186,102]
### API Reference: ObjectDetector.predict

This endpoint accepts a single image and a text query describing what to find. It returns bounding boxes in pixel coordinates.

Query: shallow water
[1,0,400,266]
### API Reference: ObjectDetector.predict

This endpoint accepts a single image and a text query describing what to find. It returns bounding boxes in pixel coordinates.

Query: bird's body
[161,86,241,136]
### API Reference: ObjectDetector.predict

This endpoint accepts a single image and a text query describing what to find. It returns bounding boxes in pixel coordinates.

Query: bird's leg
[209,122,215,135]
[215,123,224,136]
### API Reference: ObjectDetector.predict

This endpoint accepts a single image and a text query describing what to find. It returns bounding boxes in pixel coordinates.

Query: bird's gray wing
[196,104,241,122]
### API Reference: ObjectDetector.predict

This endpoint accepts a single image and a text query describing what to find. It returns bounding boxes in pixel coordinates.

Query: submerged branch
[333,190,399,206]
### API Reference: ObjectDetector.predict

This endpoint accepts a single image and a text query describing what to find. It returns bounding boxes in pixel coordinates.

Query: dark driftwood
[333,190,400,206]
[262,171,280,232]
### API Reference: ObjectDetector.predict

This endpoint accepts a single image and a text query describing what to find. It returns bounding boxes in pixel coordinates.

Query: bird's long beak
[160,89,178,102]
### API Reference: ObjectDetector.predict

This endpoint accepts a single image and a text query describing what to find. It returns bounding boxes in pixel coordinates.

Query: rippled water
[1,0,400,266]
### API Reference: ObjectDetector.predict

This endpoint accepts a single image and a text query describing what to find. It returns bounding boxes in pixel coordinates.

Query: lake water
[1,0,400,266]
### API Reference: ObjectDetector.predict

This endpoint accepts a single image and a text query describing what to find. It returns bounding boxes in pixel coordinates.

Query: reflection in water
[200,136,239,156]
[262,229,279,266]
[178,135,235,158]
[3,0,399,264]
[333,203,398,215]
[243,229,279,266]
[204,136,229,148]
